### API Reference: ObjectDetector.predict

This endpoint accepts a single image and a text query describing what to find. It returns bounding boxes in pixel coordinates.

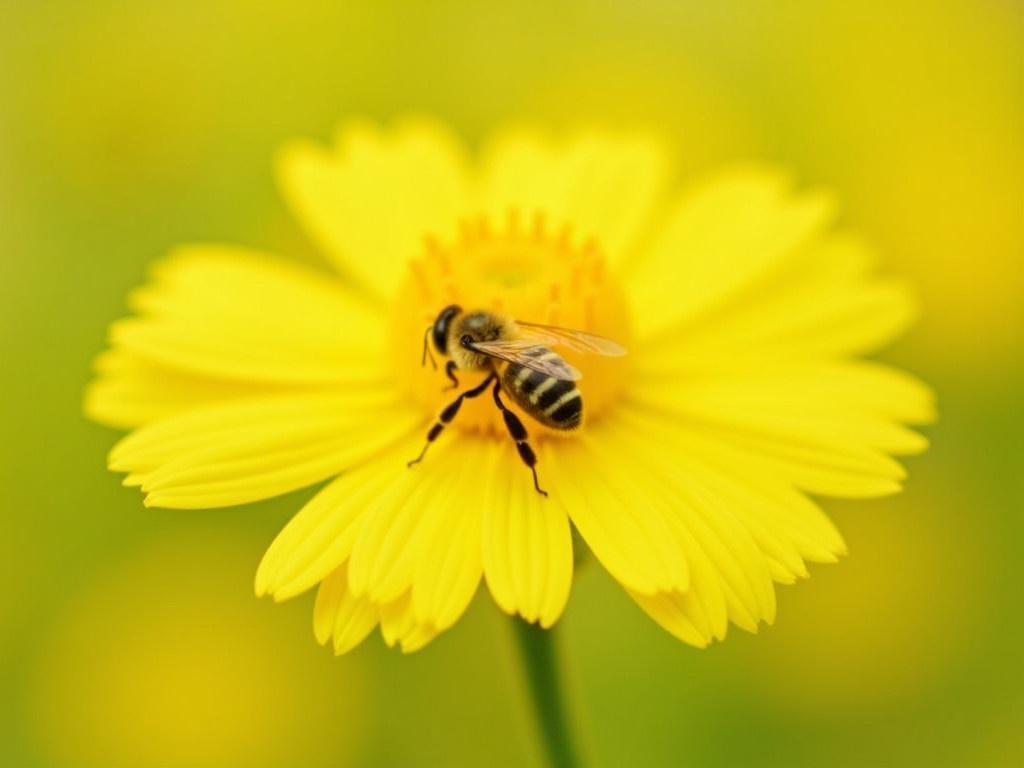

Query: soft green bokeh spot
[1,0,1020,766]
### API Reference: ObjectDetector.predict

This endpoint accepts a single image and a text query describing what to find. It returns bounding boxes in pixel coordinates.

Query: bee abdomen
[502,362,583,430]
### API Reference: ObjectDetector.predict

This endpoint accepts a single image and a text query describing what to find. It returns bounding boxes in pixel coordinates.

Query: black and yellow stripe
[501,347,583,430]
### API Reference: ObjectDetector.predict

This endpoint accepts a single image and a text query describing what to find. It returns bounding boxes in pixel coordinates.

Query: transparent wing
[468,340,582,381]
[516,321,628,356]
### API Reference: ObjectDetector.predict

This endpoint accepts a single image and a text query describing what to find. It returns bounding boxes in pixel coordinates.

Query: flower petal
[627,167,836,338]
[601,410,852,614]
[481,441,573,627]
[105,245,388,384]
[636,233,919,363]
[410,448,486,632]
[627,358,933,499]
[109,392,421,509]
[632,362,932,457]
[314,577,441,656]
[85,350,279,429]
[346,438,471,605]
[576,421,775,632]
[277,119,471,301]
[481,128,668,265]
[546,434,690,597]
[629,590,713,649]
[377,591,438,653]
[258,432,484,642]
[313,564,378,655]
[255,435,426,601]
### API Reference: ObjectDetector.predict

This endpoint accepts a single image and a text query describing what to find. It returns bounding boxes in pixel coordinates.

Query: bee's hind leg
[491,382,548,497]
[408,372,495,468]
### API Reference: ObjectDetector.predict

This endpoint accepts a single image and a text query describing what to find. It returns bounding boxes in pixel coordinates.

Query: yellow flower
[85,119,934,654]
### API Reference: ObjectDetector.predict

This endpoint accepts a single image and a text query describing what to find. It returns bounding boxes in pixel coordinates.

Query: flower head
[86,119,934,654]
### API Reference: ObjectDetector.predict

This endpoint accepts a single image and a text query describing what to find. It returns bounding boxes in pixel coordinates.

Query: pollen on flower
[392,210,633,435]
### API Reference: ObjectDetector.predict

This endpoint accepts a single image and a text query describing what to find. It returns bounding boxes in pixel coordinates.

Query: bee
[408,304,627,496]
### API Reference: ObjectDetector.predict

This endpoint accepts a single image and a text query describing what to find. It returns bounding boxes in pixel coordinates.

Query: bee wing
[516,321,628,356]
[467,339,583,381]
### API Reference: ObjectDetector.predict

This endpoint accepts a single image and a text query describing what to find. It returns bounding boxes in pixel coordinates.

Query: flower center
[391,211,633,436]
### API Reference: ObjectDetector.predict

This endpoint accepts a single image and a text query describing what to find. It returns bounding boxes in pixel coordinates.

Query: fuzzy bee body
[410,304,625,495]
[446,310,509,372]
[445,310,583,430]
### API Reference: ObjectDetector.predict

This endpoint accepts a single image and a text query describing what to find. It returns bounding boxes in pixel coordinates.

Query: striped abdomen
[500,348,583,430]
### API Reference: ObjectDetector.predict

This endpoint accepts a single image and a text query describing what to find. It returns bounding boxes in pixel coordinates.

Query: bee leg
[408,373,496,468]
[491,382,548,497]
[443,360,459,391]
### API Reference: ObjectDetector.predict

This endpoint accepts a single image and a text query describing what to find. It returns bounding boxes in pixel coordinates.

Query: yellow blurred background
[1,1,1021,765]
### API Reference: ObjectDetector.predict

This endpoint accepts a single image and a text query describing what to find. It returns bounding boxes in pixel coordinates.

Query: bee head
[431,304,462,355]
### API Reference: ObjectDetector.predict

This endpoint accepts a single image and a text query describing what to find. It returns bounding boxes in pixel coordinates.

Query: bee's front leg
[408,372,495,468]
[443,360,459,391]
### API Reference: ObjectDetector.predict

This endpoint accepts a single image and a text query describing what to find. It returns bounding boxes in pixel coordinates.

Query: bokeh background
[2,0,1021,765]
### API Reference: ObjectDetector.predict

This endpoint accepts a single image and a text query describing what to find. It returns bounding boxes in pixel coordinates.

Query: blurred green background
[2,0,1021,766]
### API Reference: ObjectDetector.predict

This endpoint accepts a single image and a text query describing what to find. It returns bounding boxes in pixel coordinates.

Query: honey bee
[408,305,627,496]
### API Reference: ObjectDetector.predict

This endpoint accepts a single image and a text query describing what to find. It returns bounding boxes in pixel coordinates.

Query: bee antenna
[421,326,438,370]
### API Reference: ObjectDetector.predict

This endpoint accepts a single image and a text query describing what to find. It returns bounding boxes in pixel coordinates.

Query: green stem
[510,618,586,768]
